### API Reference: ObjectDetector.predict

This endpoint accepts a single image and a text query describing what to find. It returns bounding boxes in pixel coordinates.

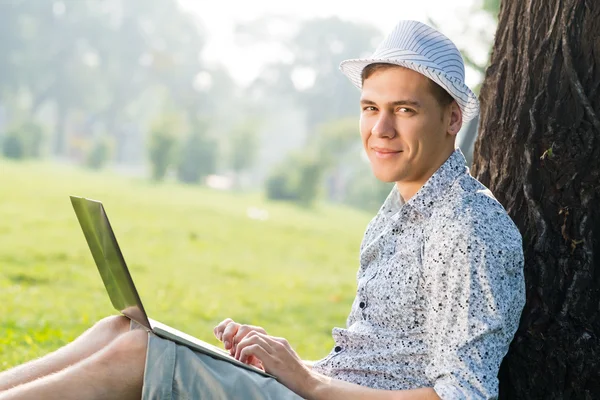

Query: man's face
[360,66,460,187]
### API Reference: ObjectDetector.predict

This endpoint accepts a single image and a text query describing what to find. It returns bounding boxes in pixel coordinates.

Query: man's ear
[447,102,462,136]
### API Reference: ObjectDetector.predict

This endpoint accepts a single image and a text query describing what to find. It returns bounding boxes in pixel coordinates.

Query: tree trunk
[472,0,600,398]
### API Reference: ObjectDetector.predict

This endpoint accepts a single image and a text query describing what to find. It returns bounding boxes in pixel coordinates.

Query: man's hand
[213,318,267,369]
[234,331,315,397]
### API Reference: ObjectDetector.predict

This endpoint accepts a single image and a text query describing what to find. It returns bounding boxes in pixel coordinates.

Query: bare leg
[0,329,147,400]
[0,315,130,391]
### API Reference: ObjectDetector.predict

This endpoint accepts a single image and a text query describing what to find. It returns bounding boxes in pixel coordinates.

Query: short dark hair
[361,63,455,109]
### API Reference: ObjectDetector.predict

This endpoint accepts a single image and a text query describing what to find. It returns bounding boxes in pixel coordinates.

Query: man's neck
[395,181,424,203]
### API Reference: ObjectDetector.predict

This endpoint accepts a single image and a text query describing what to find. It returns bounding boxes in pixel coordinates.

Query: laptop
[70,195,272,378]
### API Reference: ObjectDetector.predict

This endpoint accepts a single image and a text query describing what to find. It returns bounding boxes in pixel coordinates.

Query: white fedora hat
[340,20,479,122]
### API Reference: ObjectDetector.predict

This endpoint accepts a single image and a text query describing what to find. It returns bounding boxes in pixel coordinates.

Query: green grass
[0,160,372,371]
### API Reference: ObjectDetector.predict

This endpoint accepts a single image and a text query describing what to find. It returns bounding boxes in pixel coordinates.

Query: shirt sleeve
[422,209,526,399]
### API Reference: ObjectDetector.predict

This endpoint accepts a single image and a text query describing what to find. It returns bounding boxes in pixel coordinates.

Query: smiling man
[0,20,525,400]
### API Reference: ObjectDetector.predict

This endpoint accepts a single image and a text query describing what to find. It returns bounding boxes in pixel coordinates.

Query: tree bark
[472,0,600,398]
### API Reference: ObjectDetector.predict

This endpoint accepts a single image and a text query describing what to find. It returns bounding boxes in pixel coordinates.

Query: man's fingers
[235,324,267,340]
[238,343,271,366]
[213,318,234,341]
[213,319,269,355]
[247,355,265,370]
[232,325,267,352]
[221,322,241,350]
[235,332,274,361]
[270,336,289,347]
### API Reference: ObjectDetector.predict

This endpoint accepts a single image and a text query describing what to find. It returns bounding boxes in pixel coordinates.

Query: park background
[1,0,498,370]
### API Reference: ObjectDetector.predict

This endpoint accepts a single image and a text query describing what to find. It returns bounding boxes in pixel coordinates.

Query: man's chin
[372,169,404,183]
[375,177,397,183]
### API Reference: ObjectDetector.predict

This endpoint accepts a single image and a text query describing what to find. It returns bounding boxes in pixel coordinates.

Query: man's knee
[92,315,131,338]
[101,329,148,366]
[85,327,148,398]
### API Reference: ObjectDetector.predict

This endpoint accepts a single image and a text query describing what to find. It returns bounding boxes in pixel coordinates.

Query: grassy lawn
[0,160,372,371]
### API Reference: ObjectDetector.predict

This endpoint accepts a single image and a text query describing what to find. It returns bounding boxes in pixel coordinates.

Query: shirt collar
[383,148,468,220]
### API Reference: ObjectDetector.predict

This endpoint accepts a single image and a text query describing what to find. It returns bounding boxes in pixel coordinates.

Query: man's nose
[371,113,396,139]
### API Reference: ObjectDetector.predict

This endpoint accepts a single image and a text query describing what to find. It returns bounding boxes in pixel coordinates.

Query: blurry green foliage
[241,17,380,130]
[85,136,112,170]
[2,132,24,159]
[148,113,183,181]
[0,0,208,157]
[2,121,44,160]
[344,166,393,212]
[177,118,217,184]
[230,119,261,174]
[297,156,325,207]
[314,117,359,168]
[266,170,298,202]
[482,0,501,16]
[266,118,362,208]
[266,152,325,207]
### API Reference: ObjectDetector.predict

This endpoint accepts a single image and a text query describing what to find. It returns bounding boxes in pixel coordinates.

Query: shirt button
[334,346,342,353]
[359,301,366,309]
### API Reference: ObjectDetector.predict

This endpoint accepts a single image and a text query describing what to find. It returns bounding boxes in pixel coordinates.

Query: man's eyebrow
[359,99,422,107]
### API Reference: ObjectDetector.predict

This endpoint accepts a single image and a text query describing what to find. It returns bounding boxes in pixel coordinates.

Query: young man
[0,20,525,400]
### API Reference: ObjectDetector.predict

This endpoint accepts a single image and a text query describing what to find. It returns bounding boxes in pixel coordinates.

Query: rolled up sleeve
[423,212,526,399]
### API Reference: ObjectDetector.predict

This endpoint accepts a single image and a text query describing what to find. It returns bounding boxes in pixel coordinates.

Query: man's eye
[363,106,377,111]
[398,107,414,113]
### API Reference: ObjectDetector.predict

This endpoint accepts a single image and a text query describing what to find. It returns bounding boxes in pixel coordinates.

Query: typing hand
[234,332,314,396]
[213,318,267,370]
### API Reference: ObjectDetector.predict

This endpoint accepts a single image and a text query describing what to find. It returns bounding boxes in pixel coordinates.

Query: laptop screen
[70,196,151,329]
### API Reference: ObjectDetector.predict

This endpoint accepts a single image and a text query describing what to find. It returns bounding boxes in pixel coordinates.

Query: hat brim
[340,58,480,123]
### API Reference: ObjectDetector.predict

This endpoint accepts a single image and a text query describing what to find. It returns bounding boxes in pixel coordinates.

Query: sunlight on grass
[0,160,372,369]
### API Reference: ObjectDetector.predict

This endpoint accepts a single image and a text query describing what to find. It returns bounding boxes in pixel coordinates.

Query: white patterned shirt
[312,148,526,399]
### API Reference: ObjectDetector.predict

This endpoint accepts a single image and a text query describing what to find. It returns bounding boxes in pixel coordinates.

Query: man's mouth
[372,147,403,158]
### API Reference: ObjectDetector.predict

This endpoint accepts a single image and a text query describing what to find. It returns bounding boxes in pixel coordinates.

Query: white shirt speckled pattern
[312,149,526,399]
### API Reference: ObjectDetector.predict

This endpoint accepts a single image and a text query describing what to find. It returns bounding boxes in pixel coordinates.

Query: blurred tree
[289,18,380,131]
[0,1,98,154]
[482,0,501,15]
[296,154,324,207]
[242,17,380,131]
[2,131,24,160]
[176,117,217,184]
[265,169,297,202]
[0,0,209,163]
[86,0,207,162]
[313,117,360,202]
[265,153,302,202]
[230,119,261,182]
[344,168,392,213]
[0,1,25,99]
[85,135,112,170]
[148,112,183,181]
[473,0,600,398]
[315,118,359,167]
[265,151,324,207]
[1,120,44,160]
